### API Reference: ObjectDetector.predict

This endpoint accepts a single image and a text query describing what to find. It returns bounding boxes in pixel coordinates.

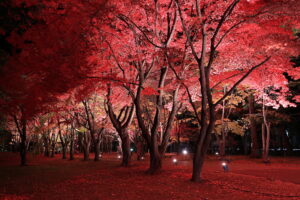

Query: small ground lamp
[182,149,188,155]
[130,148,134,152]
[215,152,219,156]
[222,162,229,172]
[173,158,178,165]
[117,155,122,159]
[140,156,145,160]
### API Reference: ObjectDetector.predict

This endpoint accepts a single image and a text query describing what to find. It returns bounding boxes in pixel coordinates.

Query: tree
[0,0,109,164]
[90,0,181,173]
[106,85,135,166]
[173,0,299,182]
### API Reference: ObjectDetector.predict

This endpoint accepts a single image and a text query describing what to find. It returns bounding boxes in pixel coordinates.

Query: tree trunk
[20,132,27,166]
[148,134,162,174]
[83,142,90,161]
[281,128,292,155]
[262,123,266,155]
[262,123,270,163]
[81,133,90,161]
[121,134,131,166]
[192,132,212,182]
[218,134,226,158]
[136,138,144,160]
[94,139,101,161]
[177,130,181,155]
[50,141,55,158]
[62,143,67,159]
[43,137,50,157]
[249,94,259,158]
[69,136,74,160]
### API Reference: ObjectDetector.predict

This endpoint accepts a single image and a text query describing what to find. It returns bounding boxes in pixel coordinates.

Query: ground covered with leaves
[1,153,300,200]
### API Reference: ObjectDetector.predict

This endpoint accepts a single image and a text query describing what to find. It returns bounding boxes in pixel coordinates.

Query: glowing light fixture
[222,162,228,172]
[173,158,178,164]
[182,149,188,155]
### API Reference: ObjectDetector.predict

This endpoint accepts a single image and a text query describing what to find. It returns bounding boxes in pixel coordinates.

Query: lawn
[1,152,300,200]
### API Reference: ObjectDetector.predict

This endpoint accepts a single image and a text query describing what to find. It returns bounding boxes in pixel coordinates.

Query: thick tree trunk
[148,134,162,174]
[192,132,211,182]
[249,94,259,158]
[121,134,131,166]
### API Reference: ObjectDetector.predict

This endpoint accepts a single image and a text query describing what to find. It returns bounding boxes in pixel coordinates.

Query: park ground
[1,153,300,200]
